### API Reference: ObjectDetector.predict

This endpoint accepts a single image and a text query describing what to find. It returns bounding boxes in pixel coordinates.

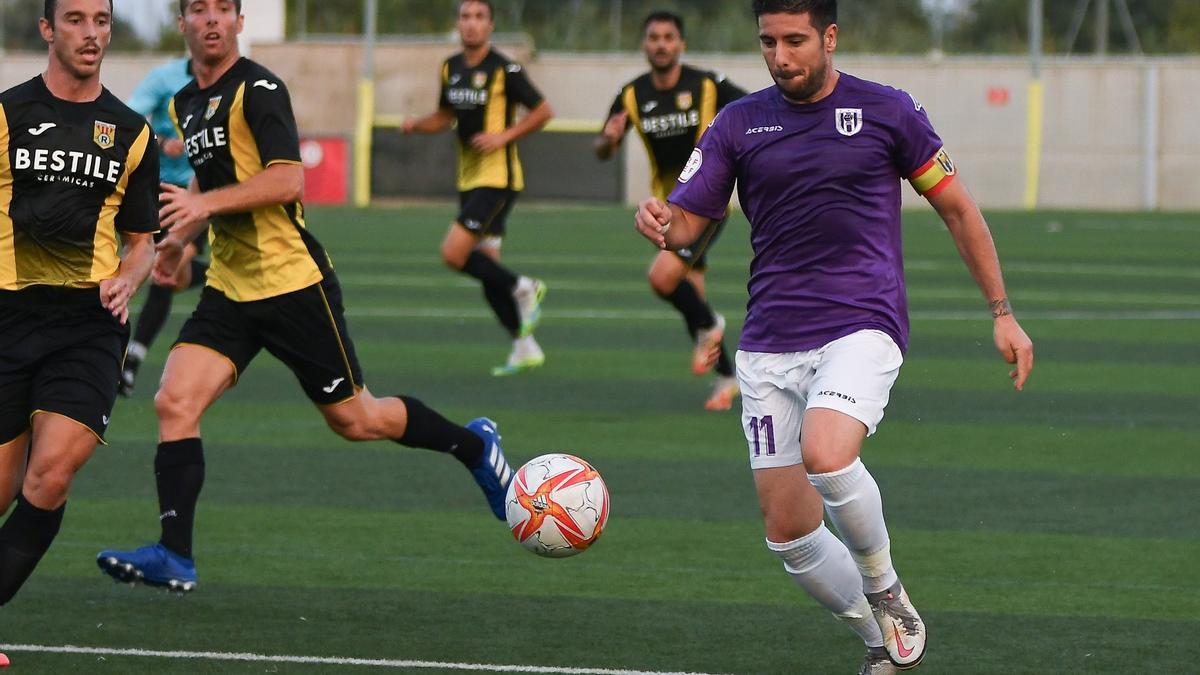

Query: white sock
[767,525,884,648]
[126,341,148,361]
[808,459,898,594]
[514,276,535,297]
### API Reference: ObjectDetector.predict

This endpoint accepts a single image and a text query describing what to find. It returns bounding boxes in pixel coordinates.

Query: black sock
[715,344,734,377]
[483,283,520,336]
[0,495,65,605]
[133,283,174,347]
[155,438,205,559]
[188,259,209,290]
[665,279,716,336]
[461,251,518,291]
[395,396,484,467]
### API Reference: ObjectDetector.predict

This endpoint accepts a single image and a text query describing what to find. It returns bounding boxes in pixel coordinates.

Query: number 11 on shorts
[748,415,776,456]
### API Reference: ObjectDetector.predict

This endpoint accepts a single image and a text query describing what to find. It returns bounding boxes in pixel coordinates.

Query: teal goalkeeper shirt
[127,57,195,188]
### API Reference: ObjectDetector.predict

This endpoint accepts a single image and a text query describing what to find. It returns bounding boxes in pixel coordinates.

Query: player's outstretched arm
[401,108,454,135]
[928,179,1034,391]
[634,198,710,251]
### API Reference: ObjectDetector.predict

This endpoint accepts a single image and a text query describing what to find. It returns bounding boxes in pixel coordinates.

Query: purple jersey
[670,72,956,354]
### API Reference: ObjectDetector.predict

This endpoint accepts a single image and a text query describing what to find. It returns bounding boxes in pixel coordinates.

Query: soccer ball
[505,453,609,558]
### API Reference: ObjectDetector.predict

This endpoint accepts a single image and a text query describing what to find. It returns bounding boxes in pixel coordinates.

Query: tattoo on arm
[989,298,1013,318]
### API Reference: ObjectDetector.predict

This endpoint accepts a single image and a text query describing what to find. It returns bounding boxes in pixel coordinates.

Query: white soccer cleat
[868,582,926,670]
[692,312,725,375]
[492,336,545,377]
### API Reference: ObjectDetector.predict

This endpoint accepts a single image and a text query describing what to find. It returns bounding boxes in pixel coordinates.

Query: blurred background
[1,0,1198,209]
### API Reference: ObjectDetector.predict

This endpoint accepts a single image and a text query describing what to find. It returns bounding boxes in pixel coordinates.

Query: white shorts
[736,330,903,469]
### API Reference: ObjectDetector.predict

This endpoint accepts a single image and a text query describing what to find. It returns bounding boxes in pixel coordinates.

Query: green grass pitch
[2,204,1197,674]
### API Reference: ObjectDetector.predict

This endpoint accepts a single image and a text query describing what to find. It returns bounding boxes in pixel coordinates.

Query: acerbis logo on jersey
[746,125,784,135]
[835,108,863,137]
[678,148,703,183]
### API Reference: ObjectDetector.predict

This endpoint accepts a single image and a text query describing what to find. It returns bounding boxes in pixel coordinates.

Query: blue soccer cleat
[97,543,197,593]
[465,417,514,520]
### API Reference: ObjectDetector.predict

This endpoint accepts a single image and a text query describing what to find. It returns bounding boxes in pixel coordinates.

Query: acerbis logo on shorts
[678,148,703,183]
[817,390,857,404]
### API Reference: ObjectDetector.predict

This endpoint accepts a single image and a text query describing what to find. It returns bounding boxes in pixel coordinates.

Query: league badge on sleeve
[93,121,116,149]
[679,148,703,183]
[835,108,863,137]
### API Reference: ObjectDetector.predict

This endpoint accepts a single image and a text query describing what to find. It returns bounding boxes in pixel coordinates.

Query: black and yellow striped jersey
[439,49,545,192]
[607,66,746,201]
[170,57,329,302]
[0,76,158,293]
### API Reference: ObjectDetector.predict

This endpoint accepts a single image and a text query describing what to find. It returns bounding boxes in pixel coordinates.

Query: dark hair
[44,0,114,26]
[642,11,685,39]
[752,0,837,33]
[178,0,243,16]
[459,0,494,20]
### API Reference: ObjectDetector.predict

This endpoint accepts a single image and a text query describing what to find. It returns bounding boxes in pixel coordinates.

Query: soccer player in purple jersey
[635,1,1034,673]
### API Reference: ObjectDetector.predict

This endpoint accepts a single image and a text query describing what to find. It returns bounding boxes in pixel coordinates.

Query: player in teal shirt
[120,57,210,396]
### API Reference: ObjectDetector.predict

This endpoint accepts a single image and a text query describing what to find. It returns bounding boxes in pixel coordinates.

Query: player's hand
[161,138,185,158]
[994,315,1033,391]
[400,119,417,134]
[602,111,629,143]
[159,183,210,232]
[99,275,137,324]
[470,132,508,154]
[635,198,672,249]
[152,237,186,287]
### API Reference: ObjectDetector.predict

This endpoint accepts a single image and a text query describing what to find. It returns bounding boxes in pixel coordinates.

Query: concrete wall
[4,46,1196,210]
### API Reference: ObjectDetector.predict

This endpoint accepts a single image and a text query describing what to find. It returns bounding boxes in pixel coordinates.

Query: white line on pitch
[0,644,725,675]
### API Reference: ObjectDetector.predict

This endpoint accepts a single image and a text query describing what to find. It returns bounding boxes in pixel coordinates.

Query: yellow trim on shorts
[171,342,241,386]
[30,410,106,446]
[316,284,357,387]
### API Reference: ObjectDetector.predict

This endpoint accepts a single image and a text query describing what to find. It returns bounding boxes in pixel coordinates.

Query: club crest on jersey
[205,96,223,120]
[93,120,116,149]
[472,71,488,89]
[835,108,863,137]
[676,91,693,110]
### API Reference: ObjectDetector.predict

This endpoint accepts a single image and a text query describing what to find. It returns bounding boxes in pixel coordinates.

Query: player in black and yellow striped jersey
[401,0,555,377]
[0,0,158,613]
[594,11,747,411]
[96,0,517,594]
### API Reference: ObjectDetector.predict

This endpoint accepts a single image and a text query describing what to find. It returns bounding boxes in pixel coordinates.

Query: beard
[774,54,830,103]
[648,52,678,74]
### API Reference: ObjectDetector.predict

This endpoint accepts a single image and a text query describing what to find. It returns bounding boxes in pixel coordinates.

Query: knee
[325,411,383,442]
[441,242,468,270]
[154,385,200,426]
[647,271,675,298]
[22,466,73,507]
